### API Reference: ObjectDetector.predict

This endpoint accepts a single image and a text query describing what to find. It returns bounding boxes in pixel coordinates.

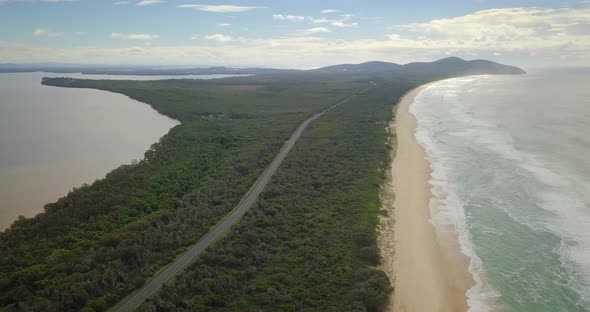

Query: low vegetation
[140,78,424,312]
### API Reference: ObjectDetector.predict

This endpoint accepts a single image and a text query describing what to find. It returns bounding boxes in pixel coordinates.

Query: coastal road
[112,85,372,312]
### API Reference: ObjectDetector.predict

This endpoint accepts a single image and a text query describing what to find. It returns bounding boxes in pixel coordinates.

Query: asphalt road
[112,85,372,312]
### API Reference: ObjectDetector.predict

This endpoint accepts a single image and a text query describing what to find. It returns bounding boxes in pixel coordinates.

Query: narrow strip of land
[112,85,372,312]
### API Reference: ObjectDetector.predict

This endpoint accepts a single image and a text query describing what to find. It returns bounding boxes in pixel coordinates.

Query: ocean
[410,70,590,311]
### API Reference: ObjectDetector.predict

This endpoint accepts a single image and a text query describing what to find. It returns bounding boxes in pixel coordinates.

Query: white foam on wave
[538,190,590,306]
[449,126,567,188]
[445,88,590,307]
[410,78,497,312]
[413,76,590,308]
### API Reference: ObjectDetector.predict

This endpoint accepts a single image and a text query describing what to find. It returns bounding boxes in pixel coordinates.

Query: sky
[0,0,589,69]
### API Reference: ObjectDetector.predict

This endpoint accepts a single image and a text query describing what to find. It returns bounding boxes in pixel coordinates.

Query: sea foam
[410,78,497,312]
[411,76,590,310]
[442,81,590,307]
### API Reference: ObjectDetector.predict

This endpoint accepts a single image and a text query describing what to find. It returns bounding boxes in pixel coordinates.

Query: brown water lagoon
[0,73,185,230]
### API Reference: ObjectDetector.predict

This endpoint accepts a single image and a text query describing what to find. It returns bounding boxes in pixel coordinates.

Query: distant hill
[0,57,525,76]
[313,57,525,75]
[313,61,402,74]
[400,57,526,75]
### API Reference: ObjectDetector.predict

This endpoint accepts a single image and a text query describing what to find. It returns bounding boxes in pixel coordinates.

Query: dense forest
[0,60,522,311]
[139,77,425,312]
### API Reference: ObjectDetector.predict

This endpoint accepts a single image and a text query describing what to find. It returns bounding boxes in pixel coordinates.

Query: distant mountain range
[313,57,526,75]
[0,57,525,76]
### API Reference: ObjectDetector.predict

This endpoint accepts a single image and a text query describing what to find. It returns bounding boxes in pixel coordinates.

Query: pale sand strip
[379,85,472,312]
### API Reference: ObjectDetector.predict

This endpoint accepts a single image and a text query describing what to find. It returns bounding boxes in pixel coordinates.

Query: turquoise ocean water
[411,70,590,311]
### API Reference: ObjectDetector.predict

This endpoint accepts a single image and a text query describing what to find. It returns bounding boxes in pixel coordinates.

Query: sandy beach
[379,85,473,312]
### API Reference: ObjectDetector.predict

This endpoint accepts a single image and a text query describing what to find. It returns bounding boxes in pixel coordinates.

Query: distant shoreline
[379,83,473,311]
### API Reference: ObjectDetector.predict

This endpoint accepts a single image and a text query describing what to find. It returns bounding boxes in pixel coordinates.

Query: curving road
[111,85,372,312]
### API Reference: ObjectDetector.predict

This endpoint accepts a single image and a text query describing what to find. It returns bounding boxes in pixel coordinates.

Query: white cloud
[32,28,61,37]
[309,15,358,28]
[127,34,159,40]
[321,9,339,14]
[329,20,358,28]
[113,1,129,5]
[137,0,161,5]
[218,23,232,27]
[273,13,359,28]
[128,46,145,53]
[395,7,590,53]
[33,28,47,36]
[177,4,265,13]
[205,33,234,43]
[305,27,331,33]
[272,14,306,22]
[111,33,159,40]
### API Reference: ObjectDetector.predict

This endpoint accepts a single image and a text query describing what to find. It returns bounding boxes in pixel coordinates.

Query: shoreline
[379,84,473,311]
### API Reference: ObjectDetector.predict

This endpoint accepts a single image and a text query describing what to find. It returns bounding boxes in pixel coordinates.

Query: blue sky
[0,0,589,68]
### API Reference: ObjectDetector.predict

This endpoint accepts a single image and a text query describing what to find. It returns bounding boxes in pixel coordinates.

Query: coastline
[379,84,473,312]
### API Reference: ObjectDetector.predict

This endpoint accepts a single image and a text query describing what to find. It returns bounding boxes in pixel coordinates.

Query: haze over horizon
[1,0,589,69]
